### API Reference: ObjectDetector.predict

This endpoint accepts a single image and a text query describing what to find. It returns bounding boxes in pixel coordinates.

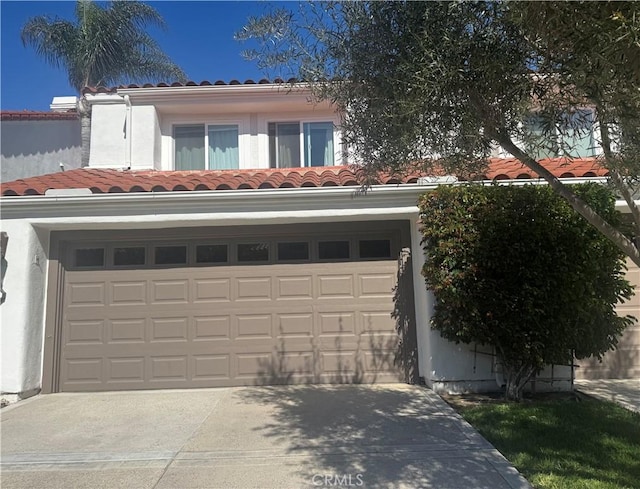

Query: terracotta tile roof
[1,111,78,121]
[83,78,300,94]
[0,159,607,197]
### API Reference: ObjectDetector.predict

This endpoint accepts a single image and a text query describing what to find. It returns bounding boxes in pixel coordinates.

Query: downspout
[124,95,132,169]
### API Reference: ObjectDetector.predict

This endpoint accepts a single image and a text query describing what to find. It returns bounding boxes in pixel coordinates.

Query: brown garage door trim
[43,221,417,393]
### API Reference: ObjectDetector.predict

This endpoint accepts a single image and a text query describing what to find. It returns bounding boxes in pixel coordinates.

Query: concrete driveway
[1,384,530,489]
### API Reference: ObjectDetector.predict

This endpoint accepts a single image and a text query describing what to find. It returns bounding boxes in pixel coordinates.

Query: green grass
[456,396,640,489]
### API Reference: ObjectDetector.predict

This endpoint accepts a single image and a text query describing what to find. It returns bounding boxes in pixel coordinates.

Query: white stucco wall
[0,220,48,397]
[130,105,160,169]
[88,103,127,168]
[1,119,81,182]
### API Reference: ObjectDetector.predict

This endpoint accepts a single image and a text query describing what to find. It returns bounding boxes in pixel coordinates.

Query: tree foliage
[238,1,640,265]
[21,0,186,91]
[419,184,634,400]
[21,0,186,166]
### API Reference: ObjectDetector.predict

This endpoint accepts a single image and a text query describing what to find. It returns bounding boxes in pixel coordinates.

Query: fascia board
[84,93,124,105]
[0,185,432,221]
[117,83,313,104]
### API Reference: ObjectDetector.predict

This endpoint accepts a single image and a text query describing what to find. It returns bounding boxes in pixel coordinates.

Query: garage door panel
[193,316,231,340]
[65,320,104,345]
[317,275,355,299]
[149,355,188,381]
[107,357,145,383]
[360,311,396,333]
[359,273,396,297]
[111,281,147,304]
[235,314,273,340]
[151,280,189,304]
[276,313,314,337]
[236,277,272,301]
[193,278,232,303]
[317,312,356,336]
[275,276,313,299]
[66,282,106,306]
[109,319,146,343]
[150,317,189,342]
[236,353,273,379]
[192,354,231,380]
[62,358,103,386]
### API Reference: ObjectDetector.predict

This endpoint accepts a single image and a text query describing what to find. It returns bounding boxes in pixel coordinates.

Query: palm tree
[21,0,186,166]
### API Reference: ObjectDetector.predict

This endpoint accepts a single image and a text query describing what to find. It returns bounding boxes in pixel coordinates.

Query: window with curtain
[174,124,239,170]
[523,116,558,160]
[208,125,239,169]
[174,125,205,170]
[269,122,301,168]
[269,121,334,168]
[304,122,334,166]
[564,110,596,157]
[524,111,596,160]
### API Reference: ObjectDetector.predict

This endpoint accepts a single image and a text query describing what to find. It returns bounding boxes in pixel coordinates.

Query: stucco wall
[89,103,127,168]
[130,105,160,169]
[0,220,48,397]
[1,119,81,182]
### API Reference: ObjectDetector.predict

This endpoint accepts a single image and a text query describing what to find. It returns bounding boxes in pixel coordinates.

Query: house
[0,79,637,401]
[1,97,82,183]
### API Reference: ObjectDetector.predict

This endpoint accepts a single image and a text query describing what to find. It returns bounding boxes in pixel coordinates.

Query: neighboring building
[0,79,636,401]
[1,97,82,183]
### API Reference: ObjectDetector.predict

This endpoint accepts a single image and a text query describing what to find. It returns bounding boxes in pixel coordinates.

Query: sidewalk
[575,379,640,414]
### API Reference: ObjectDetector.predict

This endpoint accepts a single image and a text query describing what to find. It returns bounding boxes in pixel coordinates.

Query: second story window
[174,124,239,170]
[524,110,596,160]
[269,121,335,168]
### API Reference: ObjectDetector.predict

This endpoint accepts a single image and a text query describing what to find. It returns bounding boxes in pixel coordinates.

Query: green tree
[238,1,640,266]
[22,0,186,166]
[419,184,634,401]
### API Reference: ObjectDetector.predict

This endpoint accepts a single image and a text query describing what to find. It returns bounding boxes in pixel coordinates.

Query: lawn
[450,394,640,489]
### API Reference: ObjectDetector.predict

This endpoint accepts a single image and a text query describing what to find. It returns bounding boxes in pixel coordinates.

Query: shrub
[419,184,635,400]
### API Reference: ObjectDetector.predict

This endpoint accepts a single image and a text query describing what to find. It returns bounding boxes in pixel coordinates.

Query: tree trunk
[502,361,536,402]
[78,97,91,168]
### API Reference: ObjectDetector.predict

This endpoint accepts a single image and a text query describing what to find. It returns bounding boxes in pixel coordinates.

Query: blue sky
[1,1,291,111]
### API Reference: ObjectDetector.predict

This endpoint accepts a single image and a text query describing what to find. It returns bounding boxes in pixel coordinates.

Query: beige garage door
[577,259,640,379]
[54,225,415,392]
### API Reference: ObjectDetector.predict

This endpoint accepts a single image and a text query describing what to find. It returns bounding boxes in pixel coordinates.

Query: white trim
[115,83,313,102]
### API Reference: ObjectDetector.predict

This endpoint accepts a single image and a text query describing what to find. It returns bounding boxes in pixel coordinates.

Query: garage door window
[359,239,392,259]
[154,246,187,265]
[75,248,104,268]
[238,243,269,262]
[114,247,145,266]
[319,240,350,260]
[196,244,228,264]
[277,242,309,261]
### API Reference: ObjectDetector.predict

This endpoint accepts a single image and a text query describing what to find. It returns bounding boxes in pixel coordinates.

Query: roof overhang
[84,83,329,114]
[2,177,633,232]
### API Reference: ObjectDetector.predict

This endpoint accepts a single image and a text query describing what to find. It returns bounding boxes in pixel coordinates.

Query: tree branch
[598,119,640,246]
[487,127,640,267]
